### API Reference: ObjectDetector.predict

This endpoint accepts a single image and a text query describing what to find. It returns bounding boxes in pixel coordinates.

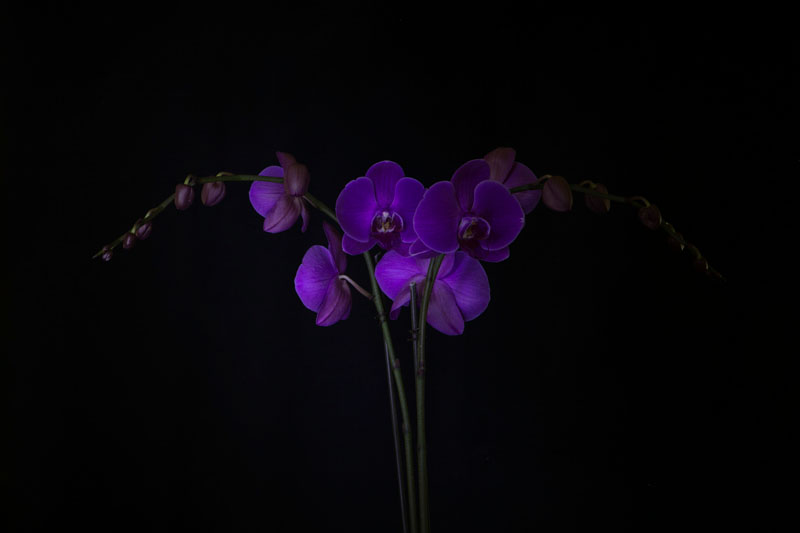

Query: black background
[2,7,792,532]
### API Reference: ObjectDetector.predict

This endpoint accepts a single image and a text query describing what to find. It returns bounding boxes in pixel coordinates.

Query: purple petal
[375,250,423,300]
[503,162,541,214]
[472,246,510,263]
[335,177,378,243]
[250,170,284,218]
[299,202,310,233]
[391,241,412,256]
[263,195,303,233]
[258,165,285,178]
[451,159,491,212]
[409,239,437,258]
[484,147,516,183]
[342,234,376,255]
[295,245,338,312]
[389,284,412,320]
[433,252,456,279]
[366,161,405,208]
[276,151,297,170]
[284,163,310,197]
[440,252,490,321]
[316,278,351,326]
[323,222,347,274]
[470,180,525,250]
[426,282,464,336]
[413,181,461,254]
[390,177,426,243]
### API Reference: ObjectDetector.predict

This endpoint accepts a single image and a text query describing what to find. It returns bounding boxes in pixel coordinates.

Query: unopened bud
[122,233,136,250]
[667,232,685,252]
[135,220,152,240]
[174,184,195,210]
[638,205,662,230]
[284,163,310,197]
[693,257,709,274]
[201,181,226,206]
[101,246,113,262]
[542,175,573,212]
[585,183,610,214]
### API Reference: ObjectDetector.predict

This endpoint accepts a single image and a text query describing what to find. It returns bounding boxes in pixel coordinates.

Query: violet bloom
[412,159,525,262]
[249,152,311,233]
[294,222,351,326]
[375,250,490,336]
[484,147,541,214]
[335,161,425,255]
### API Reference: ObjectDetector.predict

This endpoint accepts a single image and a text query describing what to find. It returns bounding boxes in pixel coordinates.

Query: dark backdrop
[3,7,791,532]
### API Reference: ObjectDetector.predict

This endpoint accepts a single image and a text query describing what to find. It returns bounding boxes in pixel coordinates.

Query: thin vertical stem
[385,341,408,533]
[416,254,444,533]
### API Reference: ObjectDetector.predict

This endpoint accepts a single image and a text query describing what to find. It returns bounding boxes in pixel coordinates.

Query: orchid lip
[371,210,404,235]
[458,215,490,242]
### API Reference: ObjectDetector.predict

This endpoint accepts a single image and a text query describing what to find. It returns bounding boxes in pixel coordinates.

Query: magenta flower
[375,250,490,335]
[484,147,541,214]
[294,222,351,326]
[335,161,425,255]
[412,159,525,262]
[249,152,311,233]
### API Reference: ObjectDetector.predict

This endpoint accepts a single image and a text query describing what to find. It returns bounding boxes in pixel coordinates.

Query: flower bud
[666,232,685,252]
[638,205,662,230]
[135,220,152,240]
[174,184,195,210]
[122,232,136,250]
[585,183,611,214]
[101,246,113,262]
[693,257,709,274]
[201,181,226,206]
[542,175,573,212]
[284,163,310,197]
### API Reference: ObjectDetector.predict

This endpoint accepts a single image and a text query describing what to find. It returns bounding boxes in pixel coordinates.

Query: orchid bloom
[335,161,425,256]
[375,250,490,336]
[249,152,311,233]
[294,222,351,326]
[484,147,541,214]
[412,159,525,262]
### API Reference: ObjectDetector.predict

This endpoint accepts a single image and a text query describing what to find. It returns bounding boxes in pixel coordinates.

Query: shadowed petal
[366,161,405,207]
[276,151,297,170]
[390,177,426,243]
[484,147,516,183]
[295,245,338,312]
[284,163,310,196]
[249,179,284,218]
[426,282,464,335]
[336,177,378,243]
[263,195,302,233]
[316,278,351,326]
[471,180,525,250]
[409,239,437,258]
[375,250,423,300]
[299,202,310,233]
[323,222,347,274]
[342,234,376,255]
[473,245,510,263]
[440,252,490,321]
[503,162,541,214]
[451,159,490,212]
[389,284,412,320]
[413,181,461,254]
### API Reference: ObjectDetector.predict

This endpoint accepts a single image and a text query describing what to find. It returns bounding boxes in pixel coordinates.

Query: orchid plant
[95,147,722,533]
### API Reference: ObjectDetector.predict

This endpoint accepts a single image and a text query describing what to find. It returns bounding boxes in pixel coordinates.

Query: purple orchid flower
[335,161,425,255]
[249,152,311,233]
[375,250,490,336]
[412,159,525,262]
[484,147,541,214]
[294,222,351,326]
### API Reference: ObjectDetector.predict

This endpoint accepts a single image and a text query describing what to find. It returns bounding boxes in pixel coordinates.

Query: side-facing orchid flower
[294,222,352,326]
[484,147,541,214]
[249,152,311,233]
[375,250,490,336]
[412,159,525,262]
[335,161,425,255]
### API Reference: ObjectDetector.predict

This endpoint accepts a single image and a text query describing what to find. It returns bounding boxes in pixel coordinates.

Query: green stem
[364,252,419,533]
[416,254,444,533]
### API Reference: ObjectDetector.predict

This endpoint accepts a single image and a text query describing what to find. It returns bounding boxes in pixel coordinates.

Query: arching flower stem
[338,274,373,300]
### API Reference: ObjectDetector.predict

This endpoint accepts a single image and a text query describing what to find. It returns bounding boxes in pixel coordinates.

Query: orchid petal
[316,278,351,326]
[472,245,511,263]
[342,234,376,255]
[426,281,464,336]
[484,147,516,183]
[323,222,347,274]
[440,252,490,321]
[275,151,297,170]
[295,245,338,312]
[503,162,541,214]
[249,179,284,218]
[263,195,302,233]
[409,239,437,258]
[335,177,378,243]
[284,162,310,197]
[299,201,310,233]
[390,177,426,243]
[375,250,422,300]
[413,181,461,254]
[470,180,525,250]
[451,159,490,212]
[389,284,412,320]
[366,161,405,208]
